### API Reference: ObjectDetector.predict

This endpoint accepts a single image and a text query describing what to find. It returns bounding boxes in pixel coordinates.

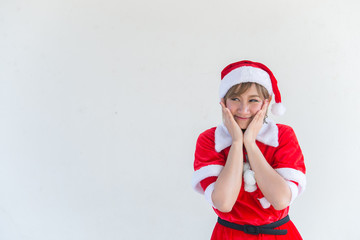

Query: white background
[1,0,360,239]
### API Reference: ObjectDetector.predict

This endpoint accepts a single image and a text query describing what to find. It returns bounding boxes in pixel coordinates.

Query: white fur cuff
[192,165,223,194]
[204,182,216,209]
[275,168,306,196]
[287,180,299,205]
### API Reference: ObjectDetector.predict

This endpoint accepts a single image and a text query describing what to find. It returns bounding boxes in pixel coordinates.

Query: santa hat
[220,60,286,116]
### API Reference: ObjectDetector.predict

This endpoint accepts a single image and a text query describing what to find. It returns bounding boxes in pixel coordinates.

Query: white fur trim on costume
[256,119,279,147]
[219,66,273,99]
[258,197,271,209]
[244,170,256,185]
[245,184,257,192]
[243,164,257,192]
[271,102,286,116]
[192,164,223,194]
[275,168,306,196]
[214,123,233,152]
[214,119,279,152]
[287,180,299,205]
[204,182,216,208]
[243,162,250,172]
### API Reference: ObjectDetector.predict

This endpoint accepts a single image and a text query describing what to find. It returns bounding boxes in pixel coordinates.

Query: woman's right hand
[220,98,243,144]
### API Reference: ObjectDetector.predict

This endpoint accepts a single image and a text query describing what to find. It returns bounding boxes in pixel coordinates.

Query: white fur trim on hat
[271,102,286,116]
[219,66,273,99]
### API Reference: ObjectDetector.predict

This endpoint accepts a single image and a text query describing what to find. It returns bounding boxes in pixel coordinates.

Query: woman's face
[225,84,269,130]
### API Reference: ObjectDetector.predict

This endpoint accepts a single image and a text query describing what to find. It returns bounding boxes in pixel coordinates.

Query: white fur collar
[214,118,279,152]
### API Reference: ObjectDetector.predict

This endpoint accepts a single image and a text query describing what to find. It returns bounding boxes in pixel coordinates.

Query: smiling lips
[235,116,250,120]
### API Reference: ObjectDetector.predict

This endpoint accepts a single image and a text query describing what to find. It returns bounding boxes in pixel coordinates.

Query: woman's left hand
[244,99,269,146]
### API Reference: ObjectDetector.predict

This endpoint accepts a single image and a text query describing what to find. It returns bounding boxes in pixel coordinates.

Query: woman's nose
[238,103,249,113]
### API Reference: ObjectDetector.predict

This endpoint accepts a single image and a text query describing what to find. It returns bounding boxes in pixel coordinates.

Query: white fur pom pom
[243,162,250,172]
[258,197,271,209]
[245,184,257,192]
[271,102,286,116]
[244,170,256,185]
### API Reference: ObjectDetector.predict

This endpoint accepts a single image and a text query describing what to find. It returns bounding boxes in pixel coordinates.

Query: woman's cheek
[226,103,236,113]
[251,104,262,113]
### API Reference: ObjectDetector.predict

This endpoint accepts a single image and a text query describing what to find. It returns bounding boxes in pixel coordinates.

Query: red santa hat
[220,60,286,116]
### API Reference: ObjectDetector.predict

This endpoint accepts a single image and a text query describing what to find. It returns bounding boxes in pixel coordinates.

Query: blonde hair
[223,82,270,101]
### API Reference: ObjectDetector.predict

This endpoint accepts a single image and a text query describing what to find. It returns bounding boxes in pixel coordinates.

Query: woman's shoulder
[275,123,299,142]
[195,126,220,149]
[276,123,294,132]
[197,126,217,139]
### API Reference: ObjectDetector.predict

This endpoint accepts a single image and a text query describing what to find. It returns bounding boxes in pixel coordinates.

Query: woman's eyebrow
[248,95,261,98]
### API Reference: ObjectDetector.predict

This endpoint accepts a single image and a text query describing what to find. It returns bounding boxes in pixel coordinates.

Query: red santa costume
[192,60,306,239]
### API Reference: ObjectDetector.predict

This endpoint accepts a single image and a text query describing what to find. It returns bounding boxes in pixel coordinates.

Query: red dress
[192,120,306,240]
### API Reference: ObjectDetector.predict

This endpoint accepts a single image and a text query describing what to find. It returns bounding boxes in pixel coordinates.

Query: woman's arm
[212,99,244,213]
[243,100,291,210]
[244,142,291,210]
[212,141,243,212]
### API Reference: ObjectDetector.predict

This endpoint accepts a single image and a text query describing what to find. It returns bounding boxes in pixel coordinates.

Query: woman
[192,60,306,239]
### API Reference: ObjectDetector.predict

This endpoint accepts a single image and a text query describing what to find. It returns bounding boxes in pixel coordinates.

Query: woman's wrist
[231,140,243,146]
[244,140,257,150]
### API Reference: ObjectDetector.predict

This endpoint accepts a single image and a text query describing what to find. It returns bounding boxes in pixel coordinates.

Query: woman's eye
[231,98,240,101]
[249,99,260,102]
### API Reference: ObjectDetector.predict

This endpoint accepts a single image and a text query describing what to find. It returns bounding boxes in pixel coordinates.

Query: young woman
[192,60,306,239]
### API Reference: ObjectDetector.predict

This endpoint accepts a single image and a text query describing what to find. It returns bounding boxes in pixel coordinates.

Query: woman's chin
[235,119,250,130]
[237,123,249,130]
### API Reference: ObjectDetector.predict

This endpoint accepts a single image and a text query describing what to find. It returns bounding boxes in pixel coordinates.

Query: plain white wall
[1,0,360,239]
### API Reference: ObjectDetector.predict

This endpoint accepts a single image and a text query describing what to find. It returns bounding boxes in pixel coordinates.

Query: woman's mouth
[235,116,250,120]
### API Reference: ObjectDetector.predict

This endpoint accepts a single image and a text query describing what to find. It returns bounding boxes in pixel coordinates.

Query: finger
[220,102,226,110]
[261,99,269,111]
[253,108,264,119]
[224,109,233,121]
[255,100,269,117]
[220,99,232,117]
[220,104,230,122]
[252,108,266,124]
[252,112,262,123]
[221,104,229,118]
[220,98,227,109]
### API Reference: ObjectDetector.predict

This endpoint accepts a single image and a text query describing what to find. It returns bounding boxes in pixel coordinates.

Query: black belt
[217,215,290,235]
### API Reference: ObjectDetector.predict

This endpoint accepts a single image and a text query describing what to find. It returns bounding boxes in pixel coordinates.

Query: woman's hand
[220,98,243,144]
[244,99,269,146]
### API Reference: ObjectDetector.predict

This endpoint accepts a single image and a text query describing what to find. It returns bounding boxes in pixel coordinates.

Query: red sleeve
[272,125,305,173]
[272,125,306,201]
[192,128,226,195]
